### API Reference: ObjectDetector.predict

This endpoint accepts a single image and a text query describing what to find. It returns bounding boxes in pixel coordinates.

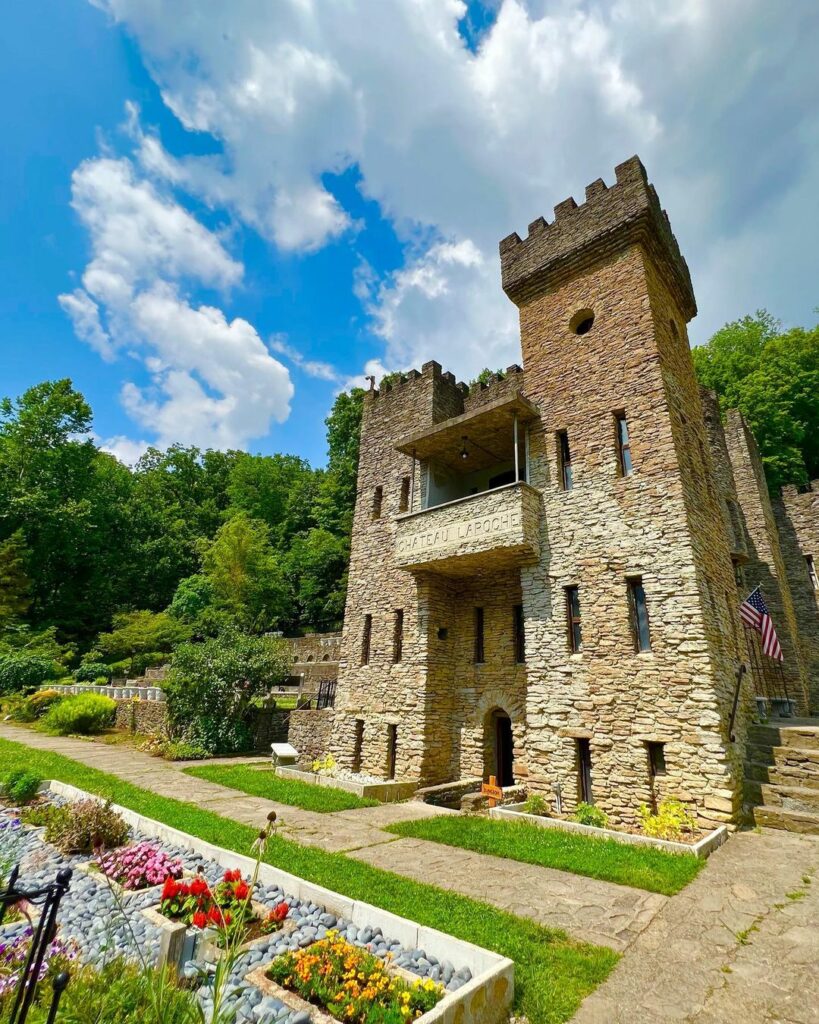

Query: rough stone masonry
[292,156,818,829]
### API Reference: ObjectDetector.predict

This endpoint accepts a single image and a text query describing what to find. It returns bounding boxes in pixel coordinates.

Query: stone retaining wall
[115,698,169,737]
[288,709,334,765]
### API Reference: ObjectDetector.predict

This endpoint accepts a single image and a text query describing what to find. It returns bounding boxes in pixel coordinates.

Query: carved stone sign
[396,507,521,559]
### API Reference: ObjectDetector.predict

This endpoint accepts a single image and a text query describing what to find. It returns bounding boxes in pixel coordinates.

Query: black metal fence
[0,866,72,1023]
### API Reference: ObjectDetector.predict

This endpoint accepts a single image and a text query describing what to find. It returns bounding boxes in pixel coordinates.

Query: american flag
[740,587,783,661]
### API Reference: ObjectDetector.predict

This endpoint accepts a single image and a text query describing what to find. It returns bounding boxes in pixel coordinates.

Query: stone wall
[287,632,341,697]
[115,698,169,737]
[249,709,289,751]
[775,483,819,711]
[288,710,334,767]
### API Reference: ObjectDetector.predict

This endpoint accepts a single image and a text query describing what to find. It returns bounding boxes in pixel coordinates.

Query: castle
[291,156,819,829]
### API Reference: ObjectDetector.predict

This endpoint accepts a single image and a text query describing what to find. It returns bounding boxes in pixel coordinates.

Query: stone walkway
[1,724,664,950]
[572,828,819,1023]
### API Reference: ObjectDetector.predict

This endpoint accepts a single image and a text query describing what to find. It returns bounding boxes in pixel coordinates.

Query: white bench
[270,742,300,768]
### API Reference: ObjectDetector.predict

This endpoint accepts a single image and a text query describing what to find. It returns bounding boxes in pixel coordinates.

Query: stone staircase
[745,720,819,834]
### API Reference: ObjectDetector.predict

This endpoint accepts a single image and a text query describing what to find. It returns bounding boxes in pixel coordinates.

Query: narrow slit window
[565,586,582,653]
[393,608,404,663]
[647,742,666,777]
[513,604,526,664]
[807,555,818,592]
[576,738,593,804]
[628,577,651,652]
[474,607,485,664]
[557,431,573,491]
[352,719,364,773]
[615,413,633,476]
[399,476,411,513]
[371,485,383,519]
[361,613,372,665]
[386,724,397,780]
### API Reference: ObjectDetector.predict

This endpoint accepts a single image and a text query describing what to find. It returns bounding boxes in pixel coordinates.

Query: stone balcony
[394,482,541,575]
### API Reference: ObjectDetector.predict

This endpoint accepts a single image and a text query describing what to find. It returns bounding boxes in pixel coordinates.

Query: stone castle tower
[304,156,819,829]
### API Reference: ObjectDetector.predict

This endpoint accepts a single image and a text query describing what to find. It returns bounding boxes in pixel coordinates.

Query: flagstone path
[1,724,663,950]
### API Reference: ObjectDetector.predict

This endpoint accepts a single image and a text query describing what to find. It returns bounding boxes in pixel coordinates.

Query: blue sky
[1,1,817,467]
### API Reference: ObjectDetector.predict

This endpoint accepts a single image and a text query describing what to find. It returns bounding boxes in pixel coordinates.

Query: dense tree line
[0,378,364,675]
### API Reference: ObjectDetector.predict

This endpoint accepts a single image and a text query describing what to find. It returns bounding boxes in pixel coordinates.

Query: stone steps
[747,723,819,751]
[743,719,819,834]
[751,804,819,835]
[745,780,819,814]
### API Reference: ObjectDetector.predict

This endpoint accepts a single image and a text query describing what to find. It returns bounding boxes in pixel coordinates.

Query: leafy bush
[165,629,289,754]
[138,736,210,761]
[519,793,550,817]
[639,798,698,841]
[74,662,113,683]
[572,802,609,829]
[0,654,57,695]
[39,693,116,736]
[1,768,42,805]
[24,689,65,718]
[89,610,191,664]
[107,659,131,678]
[130,651,168,677]
[43,798,129,853]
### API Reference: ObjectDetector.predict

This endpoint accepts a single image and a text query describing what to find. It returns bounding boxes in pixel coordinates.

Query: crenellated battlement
[499,155,696,321]
[463,364,525,412]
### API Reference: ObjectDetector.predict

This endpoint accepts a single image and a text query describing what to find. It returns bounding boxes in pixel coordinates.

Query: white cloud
[98,434,150,466]
[269,335,340,382]
[60,154,293,450]
[88,0,817,379]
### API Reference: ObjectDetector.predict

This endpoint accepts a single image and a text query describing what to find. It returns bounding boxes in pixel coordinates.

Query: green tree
[90,610,191,664]
[0,531,31,626]
[284,528,349,631]
[165,630,290,753]
[692,312,819,491]
[312,387,364,536]
[202,513,290,631]
[227,452,319,548]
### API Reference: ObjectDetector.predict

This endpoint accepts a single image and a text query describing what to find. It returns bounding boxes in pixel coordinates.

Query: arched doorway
[486,709,514,787]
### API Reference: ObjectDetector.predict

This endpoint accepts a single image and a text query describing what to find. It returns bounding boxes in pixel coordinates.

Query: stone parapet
[394,483,540,575]
[500,155,696,320]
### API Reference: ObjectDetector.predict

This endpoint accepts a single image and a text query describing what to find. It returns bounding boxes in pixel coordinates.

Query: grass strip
[386,814,702,896]
[184,763,379,812]
[0,736,617,1024]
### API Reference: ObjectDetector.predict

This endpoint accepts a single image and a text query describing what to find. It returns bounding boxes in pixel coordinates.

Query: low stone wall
[288,709,334,765]
[115,698,169,737]
[249,709,289,751]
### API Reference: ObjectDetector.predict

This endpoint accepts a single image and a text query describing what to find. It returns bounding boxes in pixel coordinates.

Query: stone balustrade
[48,683,166,701]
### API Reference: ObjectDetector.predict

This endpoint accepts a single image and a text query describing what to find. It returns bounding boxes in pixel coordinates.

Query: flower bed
[490,805,728,858]
[3,783,514,1024]
[262,932,443,1023]
[95,840,183,892]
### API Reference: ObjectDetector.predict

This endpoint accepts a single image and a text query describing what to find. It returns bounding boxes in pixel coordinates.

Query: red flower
[190,876,209,898]
[233,881,250,902]
[208,905,224,926]
[161,878,179,902]
[273,902,288,921]
[192,910,207,930]
[223,912,232,926]
[223,869,241,883]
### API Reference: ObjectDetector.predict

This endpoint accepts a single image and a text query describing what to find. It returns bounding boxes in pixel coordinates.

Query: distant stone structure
[289,156,818,828]
[287,632,341,699]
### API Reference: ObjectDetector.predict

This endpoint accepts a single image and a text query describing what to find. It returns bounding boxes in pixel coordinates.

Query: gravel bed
[1,801,472,1023]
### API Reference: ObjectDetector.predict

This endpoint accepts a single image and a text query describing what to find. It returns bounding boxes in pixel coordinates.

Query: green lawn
[184,763,379,812]
[0,736,617,1024]
[387,814,703,896]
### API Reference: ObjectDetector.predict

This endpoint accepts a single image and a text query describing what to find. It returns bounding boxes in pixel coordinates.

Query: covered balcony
[394,394,541,574]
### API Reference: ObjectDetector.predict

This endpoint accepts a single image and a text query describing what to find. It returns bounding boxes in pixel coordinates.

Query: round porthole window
[569,309,595,335]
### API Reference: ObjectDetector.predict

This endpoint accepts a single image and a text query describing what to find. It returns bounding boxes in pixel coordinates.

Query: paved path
[571,828,819,1023]
[1,724,665,950]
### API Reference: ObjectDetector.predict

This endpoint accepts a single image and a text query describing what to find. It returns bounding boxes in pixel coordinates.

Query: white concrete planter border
[47,781,513,1024]
[490,805,728,858]
[275,766,418,803]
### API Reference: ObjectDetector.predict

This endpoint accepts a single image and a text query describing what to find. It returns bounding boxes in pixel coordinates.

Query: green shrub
[1,768,42,805]
[519,793,550,816]
[639,798,698,841]
[108,659,131,678]
[0,654,57,695]
[73,662,113,683]
[139,736,210,761]
[130,651,168,677]
[25,689,65,717]
[166,629,289,754]
[39,693,116,736]
[43,797,129,853]
[573,802,609,829]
